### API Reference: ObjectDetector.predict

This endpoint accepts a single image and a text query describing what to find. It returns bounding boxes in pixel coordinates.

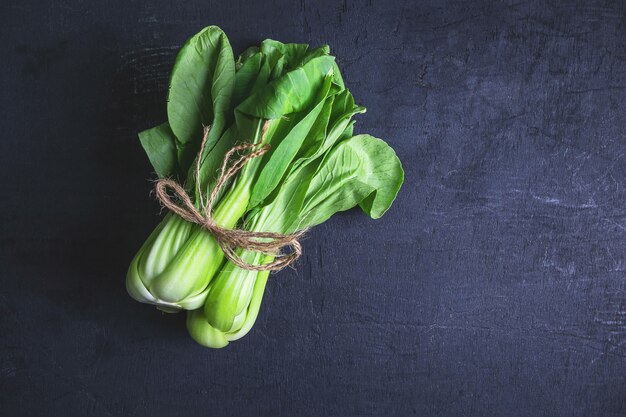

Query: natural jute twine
[154,123,306,271]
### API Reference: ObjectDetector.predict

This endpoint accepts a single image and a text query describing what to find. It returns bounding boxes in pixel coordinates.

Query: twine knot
[154,124,305,271]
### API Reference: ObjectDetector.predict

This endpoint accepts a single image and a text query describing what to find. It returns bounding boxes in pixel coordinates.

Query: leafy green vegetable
[167,26,235,174]
[127,26,404,348]
[129,35,340,311]
[138,123,178,179]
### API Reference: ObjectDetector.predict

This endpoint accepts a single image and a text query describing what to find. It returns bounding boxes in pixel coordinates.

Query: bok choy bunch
[126,26,404,347]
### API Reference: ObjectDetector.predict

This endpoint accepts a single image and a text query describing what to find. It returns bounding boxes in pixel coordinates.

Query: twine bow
[154,124,305,271]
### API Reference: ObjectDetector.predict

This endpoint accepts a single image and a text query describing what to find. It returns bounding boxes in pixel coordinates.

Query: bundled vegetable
[126,26,404,348]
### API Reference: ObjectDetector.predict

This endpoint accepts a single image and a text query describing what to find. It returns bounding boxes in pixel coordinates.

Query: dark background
[1,0,625,416]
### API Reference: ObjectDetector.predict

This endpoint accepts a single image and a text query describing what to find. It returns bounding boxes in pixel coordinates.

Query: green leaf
[249,74,334,208]
[331,60,345,90]
[301,45,330,65]
[301,135,403,222]
[167,26,236,174]
[298,89,365,164]
[236,55,336,120]
[341,135,404,219]
[236,46,260,69]
[232,57,272,142]
[182,55,270,199]
[295,95,336,162]
[260,39,309,76]
[232,52,263,107]
[296,138,377,228]
[338,120,356,141]
[256,134,403,233]
[194,125,243,204]
[138,123,178,178]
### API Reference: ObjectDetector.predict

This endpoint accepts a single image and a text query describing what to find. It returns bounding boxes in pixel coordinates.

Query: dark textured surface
[1,1,625,416]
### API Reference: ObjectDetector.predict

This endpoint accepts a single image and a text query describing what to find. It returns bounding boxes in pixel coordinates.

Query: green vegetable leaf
[167,26,236,174]
[260,39,309,76]
[194,125,250,204]
[296,95,336,162]
[249,74,334,208]
[302,134,403,222]
[301,45,330,65]
[138,123,179,178]
[298,89,365,164]
[338,120,356,141]
[232,52,263,107]
[255,134,403,233]
[296,138,377,228]
[236,46,260,69]
[340,134,404,219]
[331,60,345,90]
[237,55,336,119]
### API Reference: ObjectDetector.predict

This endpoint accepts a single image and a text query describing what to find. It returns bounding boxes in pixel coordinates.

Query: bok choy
[126,26,404,347]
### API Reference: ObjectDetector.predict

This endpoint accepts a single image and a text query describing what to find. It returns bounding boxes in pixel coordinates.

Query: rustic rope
[154,124,305,271]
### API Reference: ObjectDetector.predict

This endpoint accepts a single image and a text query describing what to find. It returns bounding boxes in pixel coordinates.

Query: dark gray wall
[1,1,624,416]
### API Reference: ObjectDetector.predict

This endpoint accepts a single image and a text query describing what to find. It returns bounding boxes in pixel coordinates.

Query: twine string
[154,124,305,271]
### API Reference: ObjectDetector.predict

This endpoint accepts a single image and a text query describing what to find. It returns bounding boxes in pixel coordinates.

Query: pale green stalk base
[203,251,272,331]
[125,178,252,311]
[187,269,270,348]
